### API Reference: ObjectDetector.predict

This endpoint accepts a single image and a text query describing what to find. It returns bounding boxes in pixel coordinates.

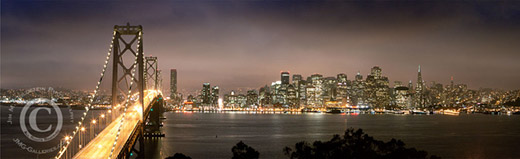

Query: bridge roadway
[73,90,159,159]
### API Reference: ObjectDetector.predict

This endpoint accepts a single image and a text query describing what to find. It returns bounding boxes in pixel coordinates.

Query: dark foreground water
[2,106,520,159]
[158,112,520,159]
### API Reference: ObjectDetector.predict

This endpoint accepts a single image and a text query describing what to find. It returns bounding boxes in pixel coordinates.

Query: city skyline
[2,1,520,92]
[185,66,442,95]
[184,64,519,109]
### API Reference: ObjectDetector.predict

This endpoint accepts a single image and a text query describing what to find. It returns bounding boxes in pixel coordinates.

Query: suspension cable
[55,31,116,159]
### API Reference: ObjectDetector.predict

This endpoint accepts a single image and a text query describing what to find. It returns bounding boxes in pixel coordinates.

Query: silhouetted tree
[165,153,192,159]
[232,141,260,159]
[284,128,440,159]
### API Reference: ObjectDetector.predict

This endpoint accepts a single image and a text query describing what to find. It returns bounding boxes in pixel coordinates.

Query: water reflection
[160,112,520,159]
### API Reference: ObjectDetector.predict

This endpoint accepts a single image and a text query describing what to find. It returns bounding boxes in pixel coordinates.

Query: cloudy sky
[2,1,520,95]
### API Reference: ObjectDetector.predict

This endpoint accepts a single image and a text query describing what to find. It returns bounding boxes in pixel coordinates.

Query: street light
[80,126,86,150]
[64,136,70,159]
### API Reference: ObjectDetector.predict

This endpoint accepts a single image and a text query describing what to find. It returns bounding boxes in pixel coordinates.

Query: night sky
[2,1,520,95]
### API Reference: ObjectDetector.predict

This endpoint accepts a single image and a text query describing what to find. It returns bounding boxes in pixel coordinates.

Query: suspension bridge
[55,23,165,159]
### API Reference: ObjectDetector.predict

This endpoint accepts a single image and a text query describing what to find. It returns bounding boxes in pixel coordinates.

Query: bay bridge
[55,23,165,159]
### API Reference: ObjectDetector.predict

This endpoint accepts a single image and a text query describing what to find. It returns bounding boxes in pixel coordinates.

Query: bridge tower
[145,56,159,90]
[110,23,146,158]
[144,56,163,134]
[111,23,145,114]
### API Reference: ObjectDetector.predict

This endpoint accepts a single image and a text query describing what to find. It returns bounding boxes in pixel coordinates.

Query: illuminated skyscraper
[394,86,411,109]
[323,77,337,102]
[365,66,390,108]
[281,71,290,85]
[349,71,365,106]
[307,74,323,106]
[416,65,424,93]
[287,84,298,107]
[170,69,177,99]
[415,65,425,108]
[211,86,219,106]
[202,83,211,105]
[258,85,272,106]
[337,73,348,101]
[292,74,304,106]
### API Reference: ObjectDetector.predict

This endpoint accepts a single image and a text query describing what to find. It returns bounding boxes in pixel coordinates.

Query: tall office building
[323,77,337,101]
[258,85,272,106]
[415,65,425,107]
[211,86,219,106]
[416,65,424,93]
[281,71,290,85]
[246,90,259,107]
[202,83,211,105]
[287,84,298,107]
[365,66,390,108]
[337,73,348,101]
[270,81,284,105]
[394,86,411,109]
[308,74,323,106]
[170,69,177,99]
[292,74,303,101]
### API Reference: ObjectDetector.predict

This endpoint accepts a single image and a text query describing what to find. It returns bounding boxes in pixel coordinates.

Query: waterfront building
[237,94,247,108]
[246,90,259,107]
[224,91,240,108]
[258,85,272,107]
[186,94,196,108]
[394,86,411,109]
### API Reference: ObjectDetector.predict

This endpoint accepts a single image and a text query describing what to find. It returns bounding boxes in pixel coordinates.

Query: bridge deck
[73,91,159,159]
[74,112,140,159]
